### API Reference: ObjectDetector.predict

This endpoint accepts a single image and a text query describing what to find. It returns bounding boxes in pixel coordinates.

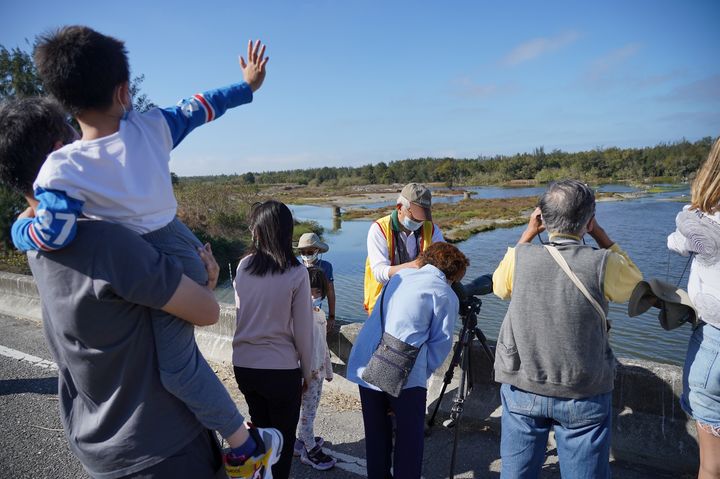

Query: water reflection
[220,186,692,366]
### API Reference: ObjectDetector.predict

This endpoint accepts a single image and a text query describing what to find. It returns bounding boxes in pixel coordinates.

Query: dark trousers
[359,385,427,479]
[233,367,302,479]
[122,429,222,478]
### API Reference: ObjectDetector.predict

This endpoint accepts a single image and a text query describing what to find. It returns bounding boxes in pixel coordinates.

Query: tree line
[217,139,714,188]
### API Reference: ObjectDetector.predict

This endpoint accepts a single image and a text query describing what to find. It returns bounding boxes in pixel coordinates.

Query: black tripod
[426,295,495,478]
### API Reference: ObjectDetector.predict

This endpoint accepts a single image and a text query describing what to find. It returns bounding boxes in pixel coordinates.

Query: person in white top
[667,137,720,479]
[363,183,445,314]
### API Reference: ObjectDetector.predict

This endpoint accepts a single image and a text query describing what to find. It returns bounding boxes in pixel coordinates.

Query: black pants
[122,429,222,478]
[359,385,427,479]
[233,367,302,479]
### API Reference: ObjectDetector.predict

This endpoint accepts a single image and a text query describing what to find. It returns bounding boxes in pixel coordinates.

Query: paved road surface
[0,313,689,478]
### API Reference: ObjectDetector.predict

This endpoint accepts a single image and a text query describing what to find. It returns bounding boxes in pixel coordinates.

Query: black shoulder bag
[361,284,421,397]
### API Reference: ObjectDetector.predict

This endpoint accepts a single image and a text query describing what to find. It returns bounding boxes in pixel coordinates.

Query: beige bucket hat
[628,279,699,330]
[296,232,329,253]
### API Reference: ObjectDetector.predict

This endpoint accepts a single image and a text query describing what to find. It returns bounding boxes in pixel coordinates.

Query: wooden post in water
[332,206,342,231]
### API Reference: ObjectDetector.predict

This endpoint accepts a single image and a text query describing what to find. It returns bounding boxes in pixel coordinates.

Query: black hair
[0,97,74,195]
[34,26,130,115]
[244,200,300,276]
[307,266,328,299]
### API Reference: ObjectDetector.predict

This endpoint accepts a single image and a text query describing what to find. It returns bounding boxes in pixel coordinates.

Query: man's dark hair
[34,26,130,115]
[245,200,300,276]
[0,97,74,195]
[539,180,596,235]
[307,266,329,299]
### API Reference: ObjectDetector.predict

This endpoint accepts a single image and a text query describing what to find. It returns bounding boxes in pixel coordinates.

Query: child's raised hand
[240,40,269,92]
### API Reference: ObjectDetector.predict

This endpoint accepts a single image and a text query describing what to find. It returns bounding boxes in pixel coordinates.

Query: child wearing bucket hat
[666,137,720,476]
[296,233,336,330]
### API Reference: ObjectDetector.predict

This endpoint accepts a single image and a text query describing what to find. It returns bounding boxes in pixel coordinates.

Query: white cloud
[659,74,720,103]
[584,43,642,83]
[501,31,581,66]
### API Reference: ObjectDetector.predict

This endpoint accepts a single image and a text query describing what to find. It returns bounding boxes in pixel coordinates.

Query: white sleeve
[667,230,691,256]
[367,222,391,284]
[432,223,445,243]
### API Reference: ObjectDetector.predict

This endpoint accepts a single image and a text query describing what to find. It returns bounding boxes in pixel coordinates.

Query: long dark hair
[245,200,300,276]
[307,266,328,299]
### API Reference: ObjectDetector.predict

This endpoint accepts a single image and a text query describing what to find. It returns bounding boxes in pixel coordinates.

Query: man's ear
[585,215,596,233]
[115,81,131,108]
[395,203,403,211]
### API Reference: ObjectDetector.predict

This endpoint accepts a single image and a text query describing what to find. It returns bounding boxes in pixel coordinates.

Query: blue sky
[2,0,719,176]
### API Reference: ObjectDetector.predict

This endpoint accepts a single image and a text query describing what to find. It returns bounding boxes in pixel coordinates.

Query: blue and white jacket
[12,83,253,251]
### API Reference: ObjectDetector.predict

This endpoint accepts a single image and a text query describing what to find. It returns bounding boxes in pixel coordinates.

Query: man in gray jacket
[492,180,642,478]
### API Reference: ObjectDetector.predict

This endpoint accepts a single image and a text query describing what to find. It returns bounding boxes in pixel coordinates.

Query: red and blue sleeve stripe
[160,82,253,148]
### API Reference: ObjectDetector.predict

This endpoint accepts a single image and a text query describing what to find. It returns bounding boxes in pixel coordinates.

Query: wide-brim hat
[400,183,432,221]
[628,279,698,330]
[296,232,329,253]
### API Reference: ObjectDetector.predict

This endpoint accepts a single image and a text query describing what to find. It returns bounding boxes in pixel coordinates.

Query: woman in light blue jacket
[347,242,468,479]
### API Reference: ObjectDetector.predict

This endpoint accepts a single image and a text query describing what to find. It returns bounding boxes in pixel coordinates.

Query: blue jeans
[681,323,720,430]
[500,383,612,479]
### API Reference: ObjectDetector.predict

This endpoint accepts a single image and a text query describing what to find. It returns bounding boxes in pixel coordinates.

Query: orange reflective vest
[363,214,434,315]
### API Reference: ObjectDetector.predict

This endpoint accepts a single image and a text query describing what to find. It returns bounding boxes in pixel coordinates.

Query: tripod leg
[427,326,469,431]
[449,336,471,478]
[475,327,495,363]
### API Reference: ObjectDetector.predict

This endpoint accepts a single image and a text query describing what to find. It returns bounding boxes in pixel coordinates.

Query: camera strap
[544,245,609,333]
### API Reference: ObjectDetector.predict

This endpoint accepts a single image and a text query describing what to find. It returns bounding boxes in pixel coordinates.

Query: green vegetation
[343,196,539,243]
[215,140,713,188]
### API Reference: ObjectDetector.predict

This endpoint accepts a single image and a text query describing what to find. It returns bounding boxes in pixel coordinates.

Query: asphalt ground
[0,313,690,479]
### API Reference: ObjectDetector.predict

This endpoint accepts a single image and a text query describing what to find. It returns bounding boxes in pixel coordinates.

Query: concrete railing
[1,271,699,474]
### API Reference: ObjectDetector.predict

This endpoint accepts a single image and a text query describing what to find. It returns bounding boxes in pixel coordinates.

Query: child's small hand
[240,40,269,92]
[198,243,219,290]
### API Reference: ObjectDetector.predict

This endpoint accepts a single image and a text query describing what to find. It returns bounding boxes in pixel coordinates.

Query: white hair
[397,195,411,209]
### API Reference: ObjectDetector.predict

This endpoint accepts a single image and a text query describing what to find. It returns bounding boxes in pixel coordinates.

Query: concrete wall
[1,272,699,473]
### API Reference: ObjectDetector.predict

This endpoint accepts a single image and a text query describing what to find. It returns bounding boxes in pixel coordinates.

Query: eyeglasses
[299,249,318,255]
[402,205,423,223]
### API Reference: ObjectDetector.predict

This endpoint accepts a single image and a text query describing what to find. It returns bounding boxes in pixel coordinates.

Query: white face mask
[301,252,319,265]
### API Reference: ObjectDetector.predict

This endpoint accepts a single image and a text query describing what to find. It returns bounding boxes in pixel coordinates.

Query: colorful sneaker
[224,426,283,478]
[293,436,324,456]
[300,444,336,471]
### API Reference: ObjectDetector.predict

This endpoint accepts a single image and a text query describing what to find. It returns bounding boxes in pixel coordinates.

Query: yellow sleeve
[492,247,516,300]
[604,243,643,303]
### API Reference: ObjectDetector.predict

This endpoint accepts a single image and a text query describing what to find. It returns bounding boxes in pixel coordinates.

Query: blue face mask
[312,297,323,310]
[401,214,423,232]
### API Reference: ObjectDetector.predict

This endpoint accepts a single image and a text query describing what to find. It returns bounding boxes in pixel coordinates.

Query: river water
[219,185,694,366]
